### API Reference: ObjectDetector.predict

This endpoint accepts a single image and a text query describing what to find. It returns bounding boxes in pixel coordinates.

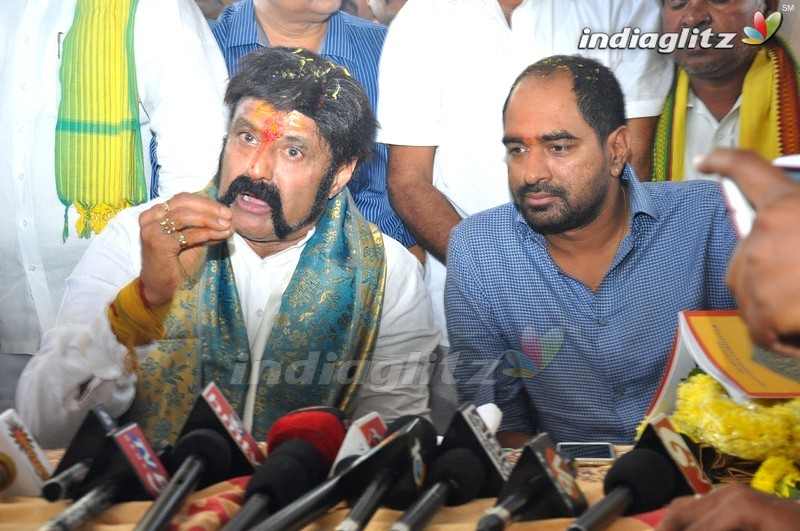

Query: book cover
[646,310,800,417]
[682,310,800,400]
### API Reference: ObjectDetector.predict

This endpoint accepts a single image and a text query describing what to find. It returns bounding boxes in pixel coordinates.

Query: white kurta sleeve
[350,237,441,425]
[607,0,674,119]
[16,206,149,449]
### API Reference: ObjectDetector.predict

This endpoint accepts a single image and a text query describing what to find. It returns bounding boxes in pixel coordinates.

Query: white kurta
[682,91,742,182]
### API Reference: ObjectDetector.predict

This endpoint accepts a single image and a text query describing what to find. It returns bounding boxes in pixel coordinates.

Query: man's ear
[607,125,631,176]
[328,158,358,198]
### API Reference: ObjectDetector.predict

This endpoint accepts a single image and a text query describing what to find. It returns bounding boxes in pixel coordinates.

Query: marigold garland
[751,456,800,498]
[667,373,800,499]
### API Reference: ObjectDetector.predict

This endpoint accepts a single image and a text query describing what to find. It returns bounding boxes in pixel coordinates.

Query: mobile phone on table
[556,441,616,466]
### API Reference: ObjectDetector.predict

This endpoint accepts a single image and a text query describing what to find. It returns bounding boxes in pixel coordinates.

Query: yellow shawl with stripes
[55,0,146,240]
[654,38,800,182]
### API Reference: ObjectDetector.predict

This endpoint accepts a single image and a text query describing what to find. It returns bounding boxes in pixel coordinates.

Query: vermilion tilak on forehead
[253,101,286,143]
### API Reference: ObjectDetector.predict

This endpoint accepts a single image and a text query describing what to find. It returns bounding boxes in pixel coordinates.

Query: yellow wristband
[108,279,170,371]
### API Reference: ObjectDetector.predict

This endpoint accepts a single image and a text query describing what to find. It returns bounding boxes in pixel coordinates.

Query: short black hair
[503,55,626,143]
[225,47,377,170]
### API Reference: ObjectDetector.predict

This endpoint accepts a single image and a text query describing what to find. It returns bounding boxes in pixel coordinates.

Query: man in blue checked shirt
[445,55,738,448]
[208,0,418,256]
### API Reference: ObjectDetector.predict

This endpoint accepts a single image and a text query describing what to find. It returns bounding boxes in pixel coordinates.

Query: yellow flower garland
[668,373,800,498]
[752,456,800,498]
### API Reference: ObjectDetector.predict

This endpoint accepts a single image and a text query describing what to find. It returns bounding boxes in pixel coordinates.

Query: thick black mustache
[515,182,567,201]
[218,175,282,210]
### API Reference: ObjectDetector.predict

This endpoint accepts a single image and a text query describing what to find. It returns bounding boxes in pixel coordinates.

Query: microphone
[223,440,325,531]
[390,447,486,531]
[567,448,676,531]
[251,416,435,531]
[40,422,170,531]
[265,406,348,469]
[478,433,588,531]
[567,415,716,531]
[176,382,265,475]
[134,428,232,531]
[385,402,505,531]
[222,407,348,531]
[41,460,91,502]
[437,403,513,498]
[334,416,437,531]
[0,409,53,498]
[634,413,714,497]
[39,406,117,500]
[330,411,387,475]
[40,484,116,531]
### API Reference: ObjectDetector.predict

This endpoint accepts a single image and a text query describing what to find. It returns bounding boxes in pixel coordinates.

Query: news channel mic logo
[742,11,783,45]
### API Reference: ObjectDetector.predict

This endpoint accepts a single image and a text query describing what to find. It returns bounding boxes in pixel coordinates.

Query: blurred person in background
[653,0,800,181]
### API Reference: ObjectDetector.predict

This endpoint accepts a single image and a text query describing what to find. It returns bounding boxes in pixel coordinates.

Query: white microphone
[0,409,53,497]
[475,403,502,435]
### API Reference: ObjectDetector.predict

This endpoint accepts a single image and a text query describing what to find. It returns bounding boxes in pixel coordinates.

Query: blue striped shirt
[445,167,738,445]
[209,1,414,246]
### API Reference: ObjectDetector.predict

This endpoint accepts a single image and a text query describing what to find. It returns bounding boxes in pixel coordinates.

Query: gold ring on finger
[160,217,177,234]
[162,201,171,213]
[176,233,188,249]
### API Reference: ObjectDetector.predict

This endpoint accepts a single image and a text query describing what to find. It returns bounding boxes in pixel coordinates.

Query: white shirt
[683,90,742,181]
[376,0,673,344]
[0,0,230,355]
[16,197,440,449]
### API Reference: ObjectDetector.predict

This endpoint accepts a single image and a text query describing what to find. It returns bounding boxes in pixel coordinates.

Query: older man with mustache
[17,47,439,449]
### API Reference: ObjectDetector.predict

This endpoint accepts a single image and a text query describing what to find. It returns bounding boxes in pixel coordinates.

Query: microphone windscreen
[430,448,486,505]
[266,411,347,470]
[603,448,675,515]
[172,428,232,486]
[244,439,326,509]
[289,406,349,425]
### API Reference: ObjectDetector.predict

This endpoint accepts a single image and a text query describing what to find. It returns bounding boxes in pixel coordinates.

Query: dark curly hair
[224,46,377,170]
